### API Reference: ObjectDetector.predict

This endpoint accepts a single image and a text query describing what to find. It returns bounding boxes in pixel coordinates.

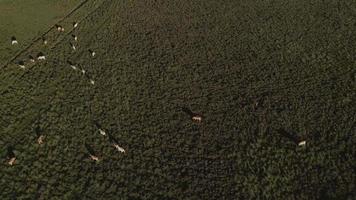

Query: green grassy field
[0,0,355,199]
[0,0,82,65]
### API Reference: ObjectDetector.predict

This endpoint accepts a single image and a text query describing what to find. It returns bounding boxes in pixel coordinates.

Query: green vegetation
[0,0,355,199]
[0,0,82,65]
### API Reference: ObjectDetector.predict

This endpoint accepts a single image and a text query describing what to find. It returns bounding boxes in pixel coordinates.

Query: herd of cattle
[6,23,205,165]
[6,19,305,167]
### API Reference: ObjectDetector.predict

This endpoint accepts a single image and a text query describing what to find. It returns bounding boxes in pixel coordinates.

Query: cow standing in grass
[6,147,16,166]
[86,74,95,85]
[42,37,48,45]
[89,49,95,57]
[37,135,45,145]
[182,107,203,123]
[18,61,25,69]
[72,34,78,42]
[85,143,99,162]
[70,42,76,51]
[35,125,45,145]
[82,71,95,85]
[67,60,77,70]
[56,24,62,31]
[277,128,307,147]
[94,121,106,136]
[37,52,46,61]
[55,24,64,32]
[11,36,18,45]
[29,55,35,63]
[108,134,126,153]
[298,140,306,146]
[73,22,78,28]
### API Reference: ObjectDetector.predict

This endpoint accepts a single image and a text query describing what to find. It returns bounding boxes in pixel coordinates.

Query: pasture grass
[0,0,355,199]
[0,0,82,64]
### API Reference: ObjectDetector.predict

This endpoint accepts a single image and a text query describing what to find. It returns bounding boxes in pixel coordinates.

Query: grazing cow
[298,140,306,146]
[55,24,62,32]
[73,22,78,28]
[182,107,203,123]
[88,49,95,57]
[192,115,202,123]
[37,52,46,60]
[89,154,99,161]
[8,157,16,165]
[72,34,78,42]
[29,55,35,63]
[18,61,25,69]
[37,135,45,145]
[113,144,125,153]
[84,73,95,85]
[7,147,16,166]
[81,69,86,74]
[70,42,76,51]
[277,128,307,147]
[99,129,105,136]
[108,134,126,153]
[34,124,45,145]
[94,121,106,136]
[67,60,77,70]
[42,37,48,45]
[85,143,99,162]
[11,36,18,45]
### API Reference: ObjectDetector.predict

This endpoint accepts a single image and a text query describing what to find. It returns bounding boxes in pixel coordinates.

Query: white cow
[8,157,16,166]
[89,154,99,162]
[37,135,45,145]
[67,61,77,70]
[56,25,62,32]
[298,140,306,146]
[89,49,95,57]
[72,34,78,42]
[29,56,35,63]
[71,43,76,51]
[18,61,25,69]
[11,37,18,45]
[192,115,202,123]
[98,128,106,136]
[38,55,46,60]
[113,144,125,153]
[71,65,77,70]
[56,24,64,32]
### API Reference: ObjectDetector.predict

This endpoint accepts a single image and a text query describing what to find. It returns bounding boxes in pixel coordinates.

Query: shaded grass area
[0,0,82,65]
[0,0,355,199]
